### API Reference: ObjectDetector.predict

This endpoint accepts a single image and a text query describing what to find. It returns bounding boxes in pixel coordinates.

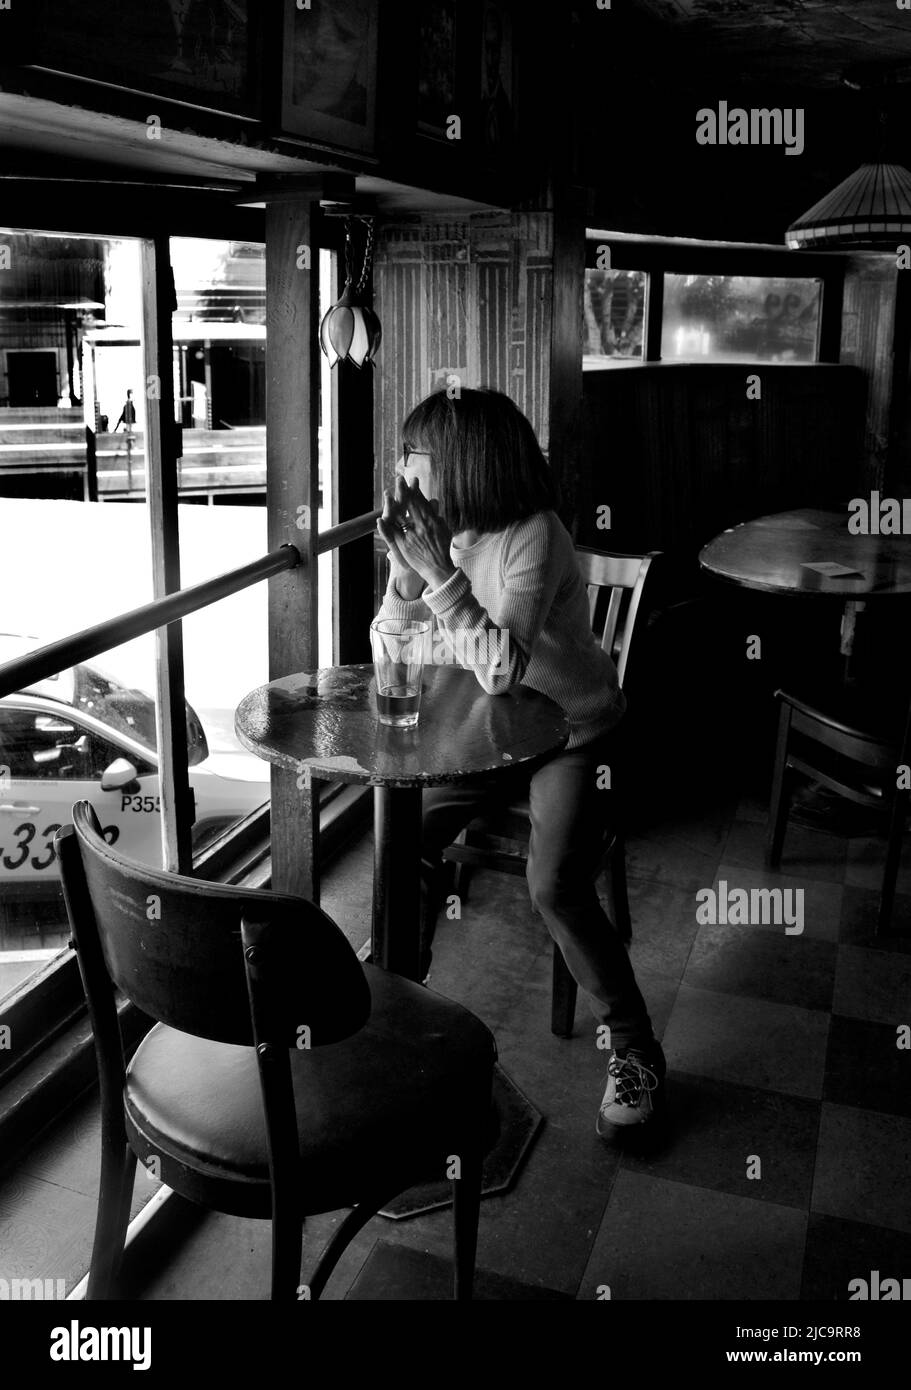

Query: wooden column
[330,226,376,665]
[548,204,586,533]
[887,262,911,497]
[265,197,321,898]
[140,236,193,875]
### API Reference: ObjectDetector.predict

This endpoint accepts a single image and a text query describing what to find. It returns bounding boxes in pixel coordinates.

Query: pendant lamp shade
[319,215,382,368]
[786,163,911,248]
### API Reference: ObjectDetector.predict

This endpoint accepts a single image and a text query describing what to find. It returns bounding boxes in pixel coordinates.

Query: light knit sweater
[377,509,625,749]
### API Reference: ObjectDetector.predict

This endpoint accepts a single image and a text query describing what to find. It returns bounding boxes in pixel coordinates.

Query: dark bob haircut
[402,387,559,533]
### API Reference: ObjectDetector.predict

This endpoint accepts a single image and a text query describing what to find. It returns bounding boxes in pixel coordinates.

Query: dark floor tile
[624,835,721,893]
[713,862,842,942]
[839,885,911,954]
[623,876,704,981]
[735,788,771,825]
[834,944,911,1025]
[628,965,680,1042]
[465,1134,614,1294]
[662,985,830,1099]
[621,1071,820,1210]
[801,1213,911,1301]
[813,1103,911,1236]
[683,918,837,1011]
[845,836,911,896]
[346,1240,572,1300]
[823,1015,911,1118]
[580,1171,807,1300]
[631,801,736,859]
[724,818,847,884]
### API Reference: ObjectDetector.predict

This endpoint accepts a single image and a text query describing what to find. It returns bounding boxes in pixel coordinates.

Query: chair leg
[551,941,578,1038]
[452,829,473,902]
[86,1142,137,1299]
[452,1138,484,1301]
[877,790,908,936]
[306,1191,401,1301]
[767,703,793,867]
[270,1202,305,1302]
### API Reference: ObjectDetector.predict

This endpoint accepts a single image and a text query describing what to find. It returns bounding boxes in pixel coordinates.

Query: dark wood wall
[840,255,898,493]
[578,363,866,566]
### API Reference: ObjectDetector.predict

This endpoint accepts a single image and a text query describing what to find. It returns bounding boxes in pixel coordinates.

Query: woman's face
[395,446,438,501]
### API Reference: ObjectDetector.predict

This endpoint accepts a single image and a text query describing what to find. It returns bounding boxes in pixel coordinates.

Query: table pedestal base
[378,1064,544,1220]
[372,784,423,981]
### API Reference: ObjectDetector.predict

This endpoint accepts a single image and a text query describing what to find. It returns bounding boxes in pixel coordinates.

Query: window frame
[585,233,846,365]
[0,191,375,1086]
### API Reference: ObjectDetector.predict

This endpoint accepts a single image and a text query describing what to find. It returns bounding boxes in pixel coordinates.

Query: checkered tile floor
[2,768,909,1299]
[314,775,911,1301]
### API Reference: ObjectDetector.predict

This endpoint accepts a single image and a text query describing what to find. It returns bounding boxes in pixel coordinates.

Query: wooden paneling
[579,364,866,564]
[371,212,558,493]
[840,254,897,493]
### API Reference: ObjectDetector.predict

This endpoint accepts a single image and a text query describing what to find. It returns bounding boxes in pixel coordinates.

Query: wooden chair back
[575,547,661,688]
[55,801,372,1052]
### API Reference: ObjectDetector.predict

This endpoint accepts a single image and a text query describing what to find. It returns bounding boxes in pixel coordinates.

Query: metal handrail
[0,545,299,699]
[317,508,380,554]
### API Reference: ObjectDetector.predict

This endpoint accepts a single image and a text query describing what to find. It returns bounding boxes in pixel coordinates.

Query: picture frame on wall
[29,0,256,116]
[281,0,379,155]
[480,0,516,156]
[416,0,460,139]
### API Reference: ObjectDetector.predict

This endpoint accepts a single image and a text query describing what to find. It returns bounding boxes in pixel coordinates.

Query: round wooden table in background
[699,507,911,659]
[235,663,569,981]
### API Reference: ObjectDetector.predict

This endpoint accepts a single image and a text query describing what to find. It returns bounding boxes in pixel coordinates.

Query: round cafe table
[235,663,569,982]
[699,507,911,661]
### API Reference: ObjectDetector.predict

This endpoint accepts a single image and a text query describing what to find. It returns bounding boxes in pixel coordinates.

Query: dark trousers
[420,729,656,1053]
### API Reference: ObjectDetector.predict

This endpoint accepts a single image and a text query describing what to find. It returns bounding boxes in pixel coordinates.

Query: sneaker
[596,1045,666,1136]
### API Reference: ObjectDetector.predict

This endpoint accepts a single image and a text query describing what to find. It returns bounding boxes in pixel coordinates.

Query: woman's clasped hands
[377,475,456,597]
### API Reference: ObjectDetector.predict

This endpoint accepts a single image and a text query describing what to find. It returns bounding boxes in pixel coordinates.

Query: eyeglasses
[402,445,430,465]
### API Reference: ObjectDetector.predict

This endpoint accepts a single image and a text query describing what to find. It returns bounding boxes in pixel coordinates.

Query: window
[584,234,834,367]
[661,273,821,363]
[584,269,647,365]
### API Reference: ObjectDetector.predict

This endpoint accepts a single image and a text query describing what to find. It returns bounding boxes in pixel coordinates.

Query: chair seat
[125,964,497,1215]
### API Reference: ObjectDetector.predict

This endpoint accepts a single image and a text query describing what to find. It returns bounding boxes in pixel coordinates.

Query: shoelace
[606,1052,660,1107]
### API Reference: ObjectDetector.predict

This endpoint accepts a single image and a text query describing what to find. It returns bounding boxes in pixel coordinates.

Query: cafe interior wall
[369,202,591,574]
[373,212,554,485]
[571,2,911,501]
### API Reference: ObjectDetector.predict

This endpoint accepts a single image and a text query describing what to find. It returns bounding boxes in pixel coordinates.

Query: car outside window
[0,705,155,782]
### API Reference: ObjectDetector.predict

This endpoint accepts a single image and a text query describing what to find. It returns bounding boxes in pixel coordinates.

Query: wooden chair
[767,684,911,933]
[442,547,661,1037]
[55,801,497,1302]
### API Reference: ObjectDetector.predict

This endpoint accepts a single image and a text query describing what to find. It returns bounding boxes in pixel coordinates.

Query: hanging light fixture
[786,162,911,249]
[319,215,382,368]
[787,88,911,250]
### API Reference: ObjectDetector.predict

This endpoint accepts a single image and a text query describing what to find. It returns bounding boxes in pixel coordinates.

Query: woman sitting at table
[375,387,665,1137]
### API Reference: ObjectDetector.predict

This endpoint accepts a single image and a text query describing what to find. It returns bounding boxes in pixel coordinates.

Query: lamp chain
[356,217,375,296]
